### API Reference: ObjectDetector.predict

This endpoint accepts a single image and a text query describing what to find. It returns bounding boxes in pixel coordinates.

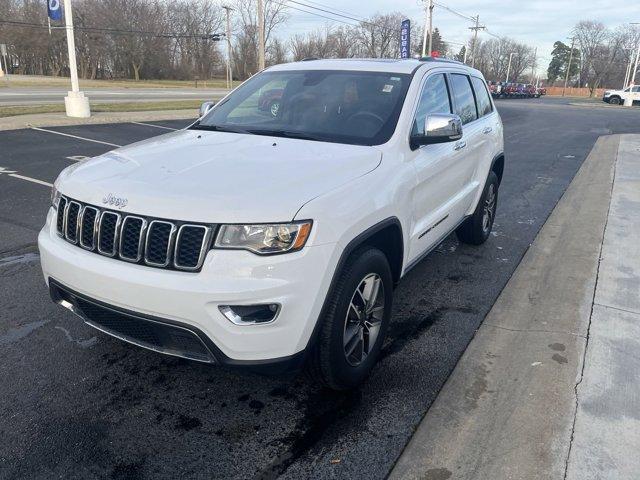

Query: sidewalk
[390,134,640,479]
[0,109,199,131]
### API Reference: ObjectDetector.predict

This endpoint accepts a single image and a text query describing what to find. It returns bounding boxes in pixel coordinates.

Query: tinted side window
[450,74,478,125]
[633,86,640,93]
[412,73,451,135]
[471,76,493,117]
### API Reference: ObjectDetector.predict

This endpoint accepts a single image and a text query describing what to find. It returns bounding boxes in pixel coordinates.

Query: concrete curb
[389,135,620,480]
[0,109,199,131]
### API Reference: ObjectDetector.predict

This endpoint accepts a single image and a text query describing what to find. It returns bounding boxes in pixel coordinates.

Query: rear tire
[456,171,499,246]
[306,247,393,390]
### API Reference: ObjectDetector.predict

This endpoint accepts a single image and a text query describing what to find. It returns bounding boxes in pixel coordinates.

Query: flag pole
[61,0,90,117]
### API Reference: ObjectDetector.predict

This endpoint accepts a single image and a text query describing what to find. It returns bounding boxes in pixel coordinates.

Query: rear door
[447,73,483,212]
[469,75,500,186]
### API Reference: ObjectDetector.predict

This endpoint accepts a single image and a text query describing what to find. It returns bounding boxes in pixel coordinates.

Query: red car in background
[258,88,283,117]
[536,86,547,97]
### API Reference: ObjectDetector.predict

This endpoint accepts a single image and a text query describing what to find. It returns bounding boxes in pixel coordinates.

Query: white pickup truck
[602,85,640,105]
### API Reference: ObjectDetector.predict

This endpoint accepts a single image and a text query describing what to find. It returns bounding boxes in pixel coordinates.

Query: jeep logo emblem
[102,193,128,209]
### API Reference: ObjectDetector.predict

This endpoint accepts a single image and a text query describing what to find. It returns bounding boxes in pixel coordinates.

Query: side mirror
[410,113,463,149]
[199,101,215,118]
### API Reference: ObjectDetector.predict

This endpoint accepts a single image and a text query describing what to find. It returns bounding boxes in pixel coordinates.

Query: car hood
[57,129,382,223]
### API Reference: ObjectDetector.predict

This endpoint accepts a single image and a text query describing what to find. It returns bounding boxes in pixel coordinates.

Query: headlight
[51,185,61,210]
[214,221,312,254]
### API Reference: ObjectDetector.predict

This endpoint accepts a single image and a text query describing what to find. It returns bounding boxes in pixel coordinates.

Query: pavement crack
[482,323,586,338]
[563,138,618,480]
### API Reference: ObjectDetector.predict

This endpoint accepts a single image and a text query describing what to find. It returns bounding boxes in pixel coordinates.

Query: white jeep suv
[39,58,504,390]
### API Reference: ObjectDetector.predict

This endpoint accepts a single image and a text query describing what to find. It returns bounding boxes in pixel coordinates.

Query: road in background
[1,99,640,479]
[0,88,228,106]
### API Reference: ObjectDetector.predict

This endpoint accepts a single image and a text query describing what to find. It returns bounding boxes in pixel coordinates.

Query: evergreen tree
[547,41,580,84]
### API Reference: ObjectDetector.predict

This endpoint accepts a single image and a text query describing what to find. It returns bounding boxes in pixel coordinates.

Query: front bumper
[39,208,338,365]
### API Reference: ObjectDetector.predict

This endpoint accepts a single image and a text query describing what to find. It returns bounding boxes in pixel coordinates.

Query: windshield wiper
[190,124,253,135]
[248,129,324,141]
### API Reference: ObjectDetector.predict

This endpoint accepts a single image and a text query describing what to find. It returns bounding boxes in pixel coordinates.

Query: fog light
[219,304,280,325]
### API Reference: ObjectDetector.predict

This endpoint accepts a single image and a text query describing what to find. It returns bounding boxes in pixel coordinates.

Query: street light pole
[222,5,233,89]
[62,0,90,117]
[505,52,516,83]
[631,23,640,86]
[632,44,640,86]
[257,0,265,71]
[562,37,575,97]
[530,47,537,82]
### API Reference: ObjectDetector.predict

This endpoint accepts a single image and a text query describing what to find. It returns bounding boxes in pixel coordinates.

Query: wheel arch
[301,217,404,358]
[491,152,505,185]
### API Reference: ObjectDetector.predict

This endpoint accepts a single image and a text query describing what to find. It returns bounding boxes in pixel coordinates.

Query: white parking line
[2,172,53,187]
[31,127,122,147]
[130,121,177,131]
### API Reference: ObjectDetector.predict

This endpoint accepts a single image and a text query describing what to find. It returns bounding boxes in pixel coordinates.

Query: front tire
[456,171,499,245]
[609,96,621,105]
[306,247,393,390]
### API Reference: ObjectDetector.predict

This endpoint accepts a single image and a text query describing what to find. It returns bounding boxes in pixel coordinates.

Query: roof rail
[416,56,464,65]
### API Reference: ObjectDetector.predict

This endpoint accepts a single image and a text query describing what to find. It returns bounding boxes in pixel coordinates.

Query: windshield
[194,70,411,146]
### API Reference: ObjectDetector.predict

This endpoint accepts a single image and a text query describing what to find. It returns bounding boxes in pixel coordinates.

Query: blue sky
[278,0,640,72]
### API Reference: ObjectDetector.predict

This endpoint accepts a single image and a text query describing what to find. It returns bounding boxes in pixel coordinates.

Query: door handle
[482,126,493,134]
[454,140,467,151]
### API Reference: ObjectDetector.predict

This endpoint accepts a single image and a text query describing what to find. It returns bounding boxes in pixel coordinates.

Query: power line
[432,1,474,22]
[275,0,397,35]
[299,0,366,21]
[0,19,223,39]
[274,2,361,27]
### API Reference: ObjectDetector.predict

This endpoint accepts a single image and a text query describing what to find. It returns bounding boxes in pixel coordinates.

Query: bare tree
[574,20,623,95]
[231,0,288,78]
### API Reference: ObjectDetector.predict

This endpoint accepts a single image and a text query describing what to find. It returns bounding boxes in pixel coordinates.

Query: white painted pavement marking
[130,121,177,131]
[31,127,122,147]
[0,167,53,187]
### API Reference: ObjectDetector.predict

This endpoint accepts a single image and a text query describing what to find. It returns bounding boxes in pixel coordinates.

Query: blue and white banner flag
[47,0,63,21]
[400,19,411,59]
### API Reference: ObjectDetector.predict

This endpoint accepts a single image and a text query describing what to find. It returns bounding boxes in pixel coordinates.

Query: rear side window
[471,76,493,117]
[450,74,478,125]
[412,73,451,135]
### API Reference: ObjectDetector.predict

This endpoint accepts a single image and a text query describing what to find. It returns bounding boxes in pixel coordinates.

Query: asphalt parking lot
[2,98,640,480]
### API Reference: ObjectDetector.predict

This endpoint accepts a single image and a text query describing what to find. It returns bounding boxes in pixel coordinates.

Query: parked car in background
[258,88,283,116]
[487,81,502,98]
[525,84,537,98]
[602,85,640,105]
[536,86,547,97]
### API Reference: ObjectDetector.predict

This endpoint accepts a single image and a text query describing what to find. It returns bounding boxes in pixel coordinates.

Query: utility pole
[63,0,90,117]
[222,5,233,89]
[562,37,575,97]
[421,0,434,57]
[257,0,265,71]
[505,52,517,83]
[469,16,485,68]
